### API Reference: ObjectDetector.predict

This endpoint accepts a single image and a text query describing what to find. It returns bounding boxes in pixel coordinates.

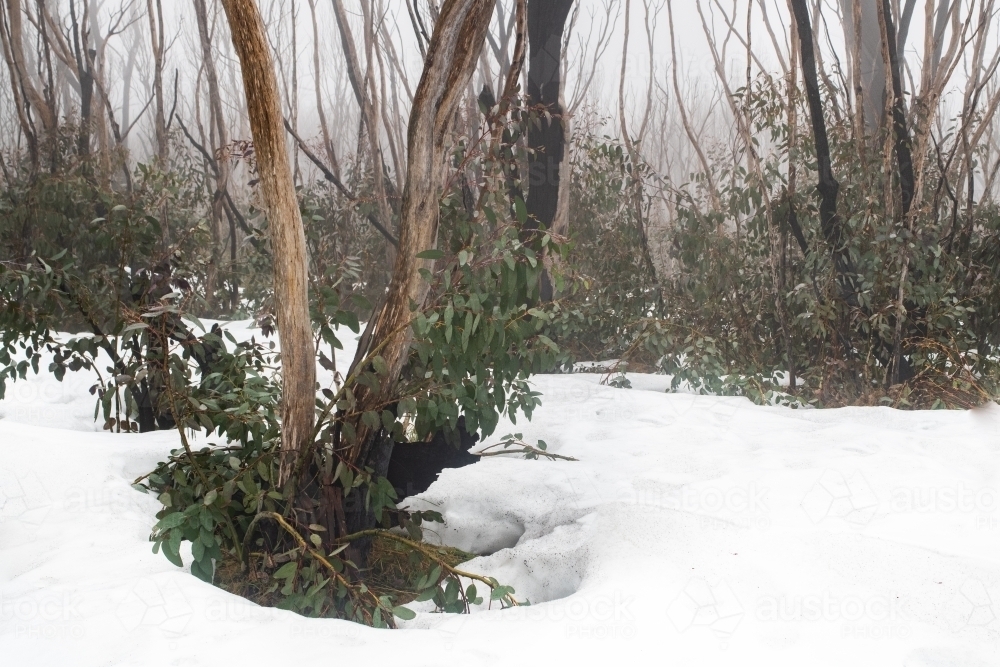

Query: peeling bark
[344,0,497,465]
[219,0,316,486]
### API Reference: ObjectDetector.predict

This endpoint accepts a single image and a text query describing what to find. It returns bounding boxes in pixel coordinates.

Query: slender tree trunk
[331,0,394,241]
[667,0,719,210]
[877,0,915,216]
[877,0,917,384]
[3,0,56,136]
[220,0,316,487]
[69,1,94,161]
[782,9,802,392]
[86,0,113,181]
[848,0,867,159]
[290,1,300,185]
[120,16,138,156]
[306,0,340,178]
[195,0,232,312]
[618,0,657,283]
[525,0,573,300]
[0,0,54,172]
[789,0,859,311]
[147,0,168,165]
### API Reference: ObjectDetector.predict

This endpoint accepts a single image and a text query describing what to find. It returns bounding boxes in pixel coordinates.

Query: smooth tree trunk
[306,0,340,178]
[618,0,657,283]
[120,14,139,156]
[147,0,168,165]
[331,0,394,240]
[838,0,887,133]
[2,0,56,136]
[0,0,56,172]
[219,0,316,486]
[666,0,719,209]
[194,0,233,311]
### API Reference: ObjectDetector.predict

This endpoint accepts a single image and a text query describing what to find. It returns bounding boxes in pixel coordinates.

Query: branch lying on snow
[475,434,578,461]
[330,529,521,611]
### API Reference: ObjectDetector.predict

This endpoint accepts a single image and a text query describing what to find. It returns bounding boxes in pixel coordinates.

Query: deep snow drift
[1,323,998,666]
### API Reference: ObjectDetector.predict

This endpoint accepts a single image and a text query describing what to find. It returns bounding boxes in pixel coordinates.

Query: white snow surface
[1,321,999,666]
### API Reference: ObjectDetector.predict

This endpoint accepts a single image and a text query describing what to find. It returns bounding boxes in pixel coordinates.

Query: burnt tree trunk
[789,0,860,316]
[525,0,573,301]
[342,0,497,467]
[877,0,919,384]
[877,0,915,217]
[67,1,93,161]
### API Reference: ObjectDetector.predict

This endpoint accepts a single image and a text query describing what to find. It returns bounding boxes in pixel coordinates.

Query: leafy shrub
[556,80,1000,408]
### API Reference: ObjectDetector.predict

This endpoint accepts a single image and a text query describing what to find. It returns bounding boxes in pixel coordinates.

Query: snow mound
[1,357,999,665]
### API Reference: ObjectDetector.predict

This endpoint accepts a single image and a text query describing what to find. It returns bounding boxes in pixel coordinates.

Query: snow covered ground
[1,323,998,666]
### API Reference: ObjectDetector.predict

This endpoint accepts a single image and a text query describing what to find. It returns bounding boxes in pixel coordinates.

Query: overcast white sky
[128,0,973,164]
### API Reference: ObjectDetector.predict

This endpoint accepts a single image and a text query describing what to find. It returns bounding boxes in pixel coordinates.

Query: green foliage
[134,109,560,626]
[558,80,1000,408]
[1,115,547,627]
[404,215,556,439]
[549,133,661,363]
